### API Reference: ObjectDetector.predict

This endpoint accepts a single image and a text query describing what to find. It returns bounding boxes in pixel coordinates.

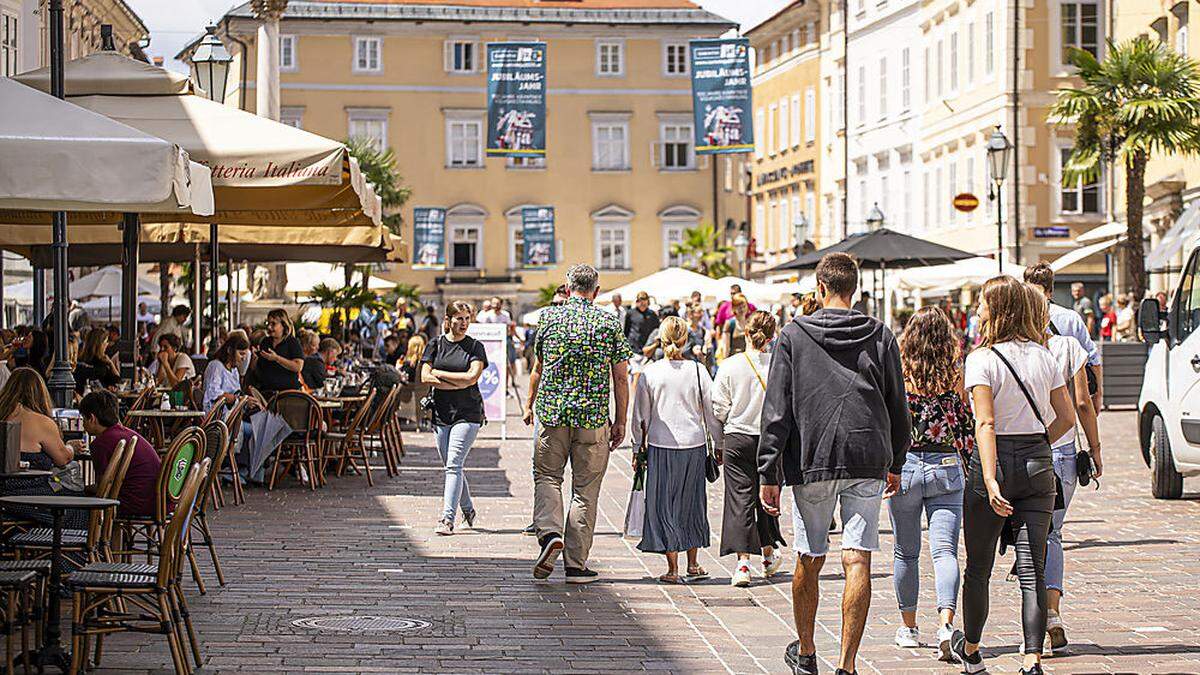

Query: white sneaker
[762,554,783,577]
[937,623,955,662]
[434,519,454,536]
[731,563,752,587]
[895,626,920,648]
[1046,611,1069,654]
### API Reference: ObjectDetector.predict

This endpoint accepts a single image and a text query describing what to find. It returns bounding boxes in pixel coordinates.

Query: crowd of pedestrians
[507,253,1104,675]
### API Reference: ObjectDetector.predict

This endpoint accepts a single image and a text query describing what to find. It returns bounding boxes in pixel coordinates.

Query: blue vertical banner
[521,206,556,268]
[689,38,754,154]
[486,42,547,157]
[411,207,446,270]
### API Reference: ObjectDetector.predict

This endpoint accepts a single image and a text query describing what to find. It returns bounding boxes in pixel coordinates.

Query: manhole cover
[698,597,760,608]
[291,615,432,633]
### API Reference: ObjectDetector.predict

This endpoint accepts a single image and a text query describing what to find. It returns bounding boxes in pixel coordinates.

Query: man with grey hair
[524,263,631,583]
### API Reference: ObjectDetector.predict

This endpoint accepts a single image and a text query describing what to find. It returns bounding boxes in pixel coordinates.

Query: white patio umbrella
[2,279,36,306]
[715,276,796,305]
[596,268,727,305]
[895,257,1028,295]
[69,266,159,301]
[80,293,160,323]
[0,77,213,222]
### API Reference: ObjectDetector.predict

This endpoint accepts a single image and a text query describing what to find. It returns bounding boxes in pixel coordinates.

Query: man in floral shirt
[524,264,631,584]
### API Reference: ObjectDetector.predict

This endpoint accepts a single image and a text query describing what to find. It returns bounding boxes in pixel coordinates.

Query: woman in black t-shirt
[252,309,305,396]
[421,301,487,536]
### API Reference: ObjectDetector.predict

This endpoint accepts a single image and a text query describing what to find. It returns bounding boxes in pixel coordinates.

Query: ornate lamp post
[792,211,809,256]
[191,23,233,352]
[865,203,885,231]
[733,231,750,278]
[986,127,1012,273]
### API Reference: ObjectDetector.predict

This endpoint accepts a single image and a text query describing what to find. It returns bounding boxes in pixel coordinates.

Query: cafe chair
[68,460,210,675]
[115,428,203,568]
[349,386,398,480]
[9,440,132,567]
[324,388,377,486]
[213,397,250,508]
[0,569,38,675]
[190,420,230,593]
[267,391,324,491]
[122,387,156,442]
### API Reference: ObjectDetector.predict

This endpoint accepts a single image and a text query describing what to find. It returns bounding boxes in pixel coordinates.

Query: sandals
[685,566,709,581]
[657,573,684,584]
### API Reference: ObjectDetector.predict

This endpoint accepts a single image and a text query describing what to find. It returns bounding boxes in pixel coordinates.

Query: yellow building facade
[205,0,735,309]
[747,1,824,273]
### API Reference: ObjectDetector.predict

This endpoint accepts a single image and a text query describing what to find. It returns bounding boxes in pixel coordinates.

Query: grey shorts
[790,478,885,557]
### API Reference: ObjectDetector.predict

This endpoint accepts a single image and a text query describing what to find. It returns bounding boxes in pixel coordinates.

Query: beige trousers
[533,425,610,570]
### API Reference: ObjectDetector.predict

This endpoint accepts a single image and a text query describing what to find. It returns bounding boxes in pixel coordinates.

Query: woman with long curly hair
[951,276,1076,675]
[889,306,975,661]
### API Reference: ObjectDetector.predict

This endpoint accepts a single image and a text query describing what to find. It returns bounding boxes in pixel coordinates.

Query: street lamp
[865,203,885,231]
[733,231,750,278]
[792,211,809,256]
[191,24,232,104]
[192,23,233,353]
[986,127,1012,272]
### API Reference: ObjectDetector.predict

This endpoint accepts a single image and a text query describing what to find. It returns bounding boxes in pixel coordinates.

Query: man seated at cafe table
[152,333,195,388]
[78,390,161,519]
[302,337,343,392]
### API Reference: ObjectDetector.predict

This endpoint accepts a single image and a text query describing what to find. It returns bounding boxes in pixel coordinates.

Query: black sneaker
[532,534,563,579]
[784,640,818,675]
[950,629,985,674]
[522,523,537,536]
[565,567,599,584]
[1019,665,1044,675]
[462,509,477,528]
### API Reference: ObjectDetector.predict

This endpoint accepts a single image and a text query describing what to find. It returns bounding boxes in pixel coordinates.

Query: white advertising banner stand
[468,323,509,440]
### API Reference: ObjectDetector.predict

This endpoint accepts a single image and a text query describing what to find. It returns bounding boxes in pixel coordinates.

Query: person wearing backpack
[951,276,1077,675]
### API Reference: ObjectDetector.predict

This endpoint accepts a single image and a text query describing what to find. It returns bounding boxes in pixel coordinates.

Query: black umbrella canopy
[771,228,976,271]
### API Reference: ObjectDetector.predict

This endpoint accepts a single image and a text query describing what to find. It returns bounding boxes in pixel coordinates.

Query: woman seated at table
[78,390,160,519]
[74,327,121,395]
[302,337,342,392]
[152,333,195,388]
[0,368,86,527]
[252,309,304,397]
[203,333,249,412]
[399,335,426,384]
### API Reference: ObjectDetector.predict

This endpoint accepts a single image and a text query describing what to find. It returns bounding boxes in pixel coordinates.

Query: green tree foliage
[1050,37,1200,299]
[670,223,734,278]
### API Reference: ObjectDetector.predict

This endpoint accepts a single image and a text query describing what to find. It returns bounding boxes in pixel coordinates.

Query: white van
[1139,247,1200,498]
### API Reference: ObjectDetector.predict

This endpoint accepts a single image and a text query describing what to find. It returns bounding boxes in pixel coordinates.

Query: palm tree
[346,138,412,236]
[671,223,735,278]
[1050,37,1200,299]
[535,283,560,307]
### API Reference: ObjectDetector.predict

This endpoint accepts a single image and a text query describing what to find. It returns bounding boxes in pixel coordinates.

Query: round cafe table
[0,495,119,672]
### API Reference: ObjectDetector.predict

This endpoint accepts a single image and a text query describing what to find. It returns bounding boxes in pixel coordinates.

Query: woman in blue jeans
[890,307,976,661]
[421,301,488,536]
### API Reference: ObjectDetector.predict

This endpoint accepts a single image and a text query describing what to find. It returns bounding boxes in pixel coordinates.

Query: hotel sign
[756,160,814,187]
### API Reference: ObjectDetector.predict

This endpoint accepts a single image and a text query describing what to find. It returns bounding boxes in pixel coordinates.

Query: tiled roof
[226,0,736,26]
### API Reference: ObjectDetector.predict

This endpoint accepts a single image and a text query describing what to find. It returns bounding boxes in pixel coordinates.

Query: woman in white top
[712,310,785,587]
[631,316,722,584]
[1039,293,1103,655]
[953,277,1076,675]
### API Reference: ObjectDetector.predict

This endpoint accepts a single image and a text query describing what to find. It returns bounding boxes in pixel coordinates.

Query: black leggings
[962,435,1056,651]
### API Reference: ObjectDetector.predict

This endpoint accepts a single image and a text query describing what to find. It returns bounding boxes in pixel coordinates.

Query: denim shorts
[790,478,885,557]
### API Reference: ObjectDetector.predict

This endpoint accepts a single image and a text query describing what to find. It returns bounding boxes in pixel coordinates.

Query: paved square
[90,409,1200,673]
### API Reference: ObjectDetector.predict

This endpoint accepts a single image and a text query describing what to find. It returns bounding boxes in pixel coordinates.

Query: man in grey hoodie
[759,252,910,675]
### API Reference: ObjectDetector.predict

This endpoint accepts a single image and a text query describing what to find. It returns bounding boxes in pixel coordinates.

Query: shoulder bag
[989,346,1067,510]
[744,352,767,392]
[694,361,720,483]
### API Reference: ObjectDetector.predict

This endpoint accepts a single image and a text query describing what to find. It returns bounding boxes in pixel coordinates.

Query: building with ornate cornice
[184,0,739,310]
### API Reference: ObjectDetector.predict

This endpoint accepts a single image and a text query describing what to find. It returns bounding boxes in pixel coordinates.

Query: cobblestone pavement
[87,408,1200,674]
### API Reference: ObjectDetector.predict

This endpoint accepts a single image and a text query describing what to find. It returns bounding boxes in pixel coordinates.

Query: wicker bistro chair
[122,388,157,443]
[67,460,211,675]
[0,570,38,675]
[267,391,324,491]
[189,420,230,593]
[9,440,132,567]
[214,397,250,508]
[115,428,203,569]
[370,386,405,477]
[344,386,397,480]
[324,389,377,485]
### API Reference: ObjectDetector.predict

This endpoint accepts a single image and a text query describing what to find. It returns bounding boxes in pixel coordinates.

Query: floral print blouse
[907,390,976,459]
